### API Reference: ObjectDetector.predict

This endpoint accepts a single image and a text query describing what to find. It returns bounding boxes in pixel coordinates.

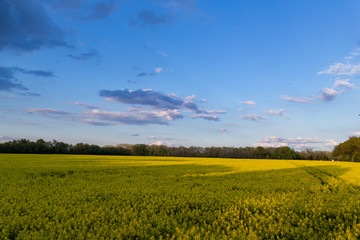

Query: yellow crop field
[1,154,360,239]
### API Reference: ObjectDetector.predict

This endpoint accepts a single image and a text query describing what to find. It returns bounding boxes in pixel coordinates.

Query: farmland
[1,154,360,239]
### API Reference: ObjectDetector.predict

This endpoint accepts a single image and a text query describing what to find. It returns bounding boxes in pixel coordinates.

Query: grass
[1,154,360,239]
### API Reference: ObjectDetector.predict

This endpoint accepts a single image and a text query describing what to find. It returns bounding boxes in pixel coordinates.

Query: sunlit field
[1,154,360,239]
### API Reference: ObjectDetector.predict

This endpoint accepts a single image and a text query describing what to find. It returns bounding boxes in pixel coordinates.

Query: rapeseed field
[1,154,360,239]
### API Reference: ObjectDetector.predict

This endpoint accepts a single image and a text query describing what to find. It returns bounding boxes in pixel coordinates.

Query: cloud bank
[254,136,338,150]
[29,88,225,125]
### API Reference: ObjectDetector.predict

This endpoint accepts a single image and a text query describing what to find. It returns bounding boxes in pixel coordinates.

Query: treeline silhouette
[0,139,332,160]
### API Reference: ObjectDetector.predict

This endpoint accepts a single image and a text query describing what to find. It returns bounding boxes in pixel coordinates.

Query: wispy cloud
[66,102,102,109]
[148,136,173,140]
[200,109,226,114]
[86,0,116,20]
[157,51,168,57]
[241,114,266,121]
[143,45,168,57]
[51,0,118,21]
[137,73,147,77]
[78,119,114,126]
[99,89,201,112]
[333,79,355,89]
[283,78,355,103]
[132,9,172,27]
[318,63,360,76]
[264,109,286,116]
[135,67,163,77]
[20,92,41,97]
[131,0,200,28]
[13,67,55,78]
[350,48,360,56]
[163,0,197,11]
[191,114,219,121]
[239,100,256,107]
[27,108,69,117]
[0,66,54,92]
[218,128,226,132]
[68,50,99,61]
[281,96,316,103]
[0,79,27,92]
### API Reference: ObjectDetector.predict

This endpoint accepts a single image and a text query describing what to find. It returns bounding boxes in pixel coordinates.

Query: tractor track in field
[289,162,341,186]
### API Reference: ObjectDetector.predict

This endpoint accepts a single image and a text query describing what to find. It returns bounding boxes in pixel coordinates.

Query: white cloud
[254,136,337,150]
[253,142,288,148]
[192,114,219,121]
[149,140,173,146]
[324,139,338,147]
[319,88,338,101]
[85,109,183,125]
[154,67,163,73]
[218,128,226,132]
[150,140,163,146]
[333,79,355,89]
[318,63,360,76]
[351,132,360,136]
[239,100,256,107]
[264,109,286,116]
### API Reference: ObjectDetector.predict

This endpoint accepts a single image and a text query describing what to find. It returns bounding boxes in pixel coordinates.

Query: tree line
[332,137,360,162]
[0,138,333,160]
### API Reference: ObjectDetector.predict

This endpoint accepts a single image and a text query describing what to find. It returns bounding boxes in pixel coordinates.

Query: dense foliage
[1,154,360,239]
[333,137,360,162]
[0,139,331,160]
[0,139,131,155]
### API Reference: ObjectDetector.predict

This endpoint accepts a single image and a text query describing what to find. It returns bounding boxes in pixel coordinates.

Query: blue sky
[2,0,360,150]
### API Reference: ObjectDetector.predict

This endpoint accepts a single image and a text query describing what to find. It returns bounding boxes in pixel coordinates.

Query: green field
[1,154,360,239]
